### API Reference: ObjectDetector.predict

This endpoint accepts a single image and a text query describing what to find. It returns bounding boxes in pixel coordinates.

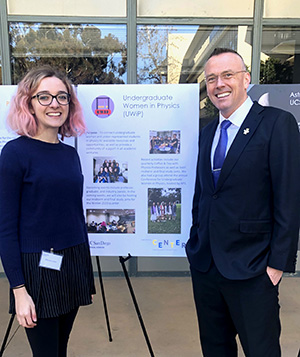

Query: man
[170,133,179,153]
[186,48,300,357]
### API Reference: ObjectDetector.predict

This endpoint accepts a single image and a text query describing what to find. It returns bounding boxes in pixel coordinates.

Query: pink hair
[7,66,86,138]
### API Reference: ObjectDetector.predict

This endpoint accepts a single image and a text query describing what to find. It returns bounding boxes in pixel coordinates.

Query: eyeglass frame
[205,70,248,85]
[31,92,71,106]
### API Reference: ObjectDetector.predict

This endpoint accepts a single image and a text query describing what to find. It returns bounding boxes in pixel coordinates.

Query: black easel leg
[119,254,155,357]
[0,313,15,357]
[95,256,113,342]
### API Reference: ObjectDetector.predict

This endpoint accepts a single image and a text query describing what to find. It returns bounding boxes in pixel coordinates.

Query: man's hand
[266,266,283,286]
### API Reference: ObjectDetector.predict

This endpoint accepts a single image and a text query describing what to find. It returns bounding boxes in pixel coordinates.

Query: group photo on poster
[149,130,180,154]
[148,188,181,234]
[93,157,128,183]
[86,209,135,234]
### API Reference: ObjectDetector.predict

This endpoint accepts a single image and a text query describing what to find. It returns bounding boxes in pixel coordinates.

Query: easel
[119,254,155,357]
[0,314,15,357]
[0,254,155,357]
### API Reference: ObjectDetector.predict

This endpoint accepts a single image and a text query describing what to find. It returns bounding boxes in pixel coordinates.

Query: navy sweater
[0,136,88,288]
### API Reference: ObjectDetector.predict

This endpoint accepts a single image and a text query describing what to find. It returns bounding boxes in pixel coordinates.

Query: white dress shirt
[210,96,254,169]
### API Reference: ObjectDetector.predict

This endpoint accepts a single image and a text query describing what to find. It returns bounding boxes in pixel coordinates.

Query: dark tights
[25,307,79,357]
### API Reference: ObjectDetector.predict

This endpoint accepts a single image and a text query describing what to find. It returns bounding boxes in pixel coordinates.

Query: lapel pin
[243,128,250,135]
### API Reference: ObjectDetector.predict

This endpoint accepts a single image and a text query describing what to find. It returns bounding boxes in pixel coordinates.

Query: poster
[0,86,18,153]
[77,84,200,257]
[248,84,300,127]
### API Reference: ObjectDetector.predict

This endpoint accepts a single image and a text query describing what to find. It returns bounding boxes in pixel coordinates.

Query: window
[9,23,127,84]
[137,25,252,125]
[260,27,300,84]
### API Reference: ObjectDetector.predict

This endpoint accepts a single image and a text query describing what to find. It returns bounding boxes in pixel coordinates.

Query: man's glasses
[205,70,247,85]
[31,92,71,106]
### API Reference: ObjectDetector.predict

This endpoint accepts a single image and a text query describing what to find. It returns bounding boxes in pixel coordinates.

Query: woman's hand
[13,287,37,328]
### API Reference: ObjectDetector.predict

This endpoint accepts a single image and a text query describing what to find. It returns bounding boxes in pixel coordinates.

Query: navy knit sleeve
[0,141,25,287]
[74,149,89,244]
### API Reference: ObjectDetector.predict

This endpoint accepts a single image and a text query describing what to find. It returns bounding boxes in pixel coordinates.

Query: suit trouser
[25,307,79,357]
[190,263,281,357]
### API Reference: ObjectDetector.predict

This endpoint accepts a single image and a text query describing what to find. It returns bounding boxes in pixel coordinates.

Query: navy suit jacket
[186,101,300,280]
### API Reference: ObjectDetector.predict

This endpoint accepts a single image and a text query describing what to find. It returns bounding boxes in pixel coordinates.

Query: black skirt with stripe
[10,242,96,318]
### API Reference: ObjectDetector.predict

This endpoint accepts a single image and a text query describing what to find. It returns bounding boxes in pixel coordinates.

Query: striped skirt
[10,242,96,318]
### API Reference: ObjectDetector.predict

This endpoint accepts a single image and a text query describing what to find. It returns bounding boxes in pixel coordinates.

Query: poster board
[0,86,18,152]
[77,84,200,257]
[248,84,300,126]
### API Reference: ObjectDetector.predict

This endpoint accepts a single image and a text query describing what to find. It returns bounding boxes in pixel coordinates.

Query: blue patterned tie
[212,120,232,187]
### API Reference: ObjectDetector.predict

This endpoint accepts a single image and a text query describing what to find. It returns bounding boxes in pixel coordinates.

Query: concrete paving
[0,276,299,356]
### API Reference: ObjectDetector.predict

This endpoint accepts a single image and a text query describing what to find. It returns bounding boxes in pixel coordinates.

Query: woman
[113,163,120,182]
[108,166,115,183]
[160,202,165,221]
[0,66,96,357]
[155,202,161,222]
[103,166,109,183]
[97,166,105,183]
[172,202,177,220]
[167,202,172,220]
[150,202,157,222]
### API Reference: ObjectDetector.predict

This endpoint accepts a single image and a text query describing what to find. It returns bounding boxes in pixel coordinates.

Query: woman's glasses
[31,92,71,106]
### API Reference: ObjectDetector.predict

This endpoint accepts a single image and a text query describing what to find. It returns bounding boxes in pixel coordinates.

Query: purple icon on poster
[92,95,115,118]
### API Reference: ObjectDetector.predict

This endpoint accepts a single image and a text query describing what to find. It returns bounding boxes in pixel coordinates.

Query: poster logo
[92,95,114,118]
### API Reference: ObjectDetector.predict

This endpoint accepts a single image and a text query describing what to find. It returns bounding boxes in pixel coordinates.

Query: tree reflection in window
[260,57,294,84]
[137,25,171,84]
[260,27,300,84]
[9,23,127,85]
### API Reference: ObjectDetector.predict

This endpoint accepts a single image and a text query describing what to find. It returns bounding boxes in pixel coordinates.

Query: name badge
[39,251,63,271]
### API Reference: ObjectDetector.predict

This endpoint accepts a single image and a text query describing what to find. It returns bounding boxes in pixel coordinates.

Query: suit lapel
[216,102,264,190]
[201,118,218,191]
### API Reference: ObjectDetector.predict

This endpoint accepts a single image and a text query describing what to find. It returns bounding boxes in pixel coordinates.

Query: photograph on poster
[93,157,128,183]
[148,188,181,234]
[86,209,135,234]
[149,130,180,154]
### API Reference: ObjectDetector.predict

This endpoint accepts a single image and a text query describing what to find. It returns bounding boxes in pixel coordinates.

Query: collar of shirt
[219,96,254,129]
[211,96,254,169]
